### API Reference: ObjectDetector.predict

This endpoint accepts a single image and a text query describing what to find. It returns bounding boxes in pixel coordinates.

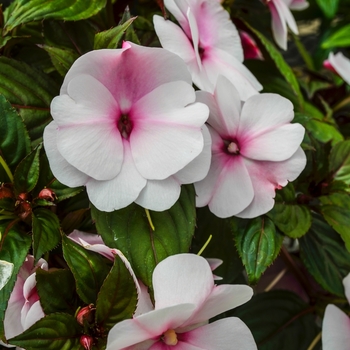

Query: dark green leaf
[94,17,136,49]
[36,268,78,315]
[13,144,42,195]
[315,0,339,18]
[319,193,350,252]
[304,119,343,145]
[192,206,243,284]
[233,217,283,284]
[91,185,196,287]
[119,6,140,45]
[322,24,350,48]
[40,45,78,76]
[0,94,31,176]
[62,235,111,304]
[0,221,31,338]
[95,254,138,331]
[329,140,350,185]
[0,57,59,146]
[8,313,82,350]
[32,208,61,260]
[230,291,319,350]
[299,214,350,296]
[244,21,303,107]
[3,0,107,35]
[267,184,312,238]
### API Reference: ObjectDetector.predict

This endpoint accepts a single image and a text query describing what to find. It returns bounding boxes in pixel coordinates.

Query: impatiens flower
[265,0,309,50]
[44,42,210,212]
[153,0,262,100]
[322,273,350,350]
[323,52,350,85]
[239,31,263,61]
[194,76,306,218]
[106,253,257,349]
[3,255,47,343]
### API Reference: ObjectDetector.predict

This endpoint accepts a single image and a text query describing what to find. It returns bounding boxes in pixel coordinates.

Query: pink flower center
[225,140,240,155]
[117,114,133,139]
[162,329,178,346]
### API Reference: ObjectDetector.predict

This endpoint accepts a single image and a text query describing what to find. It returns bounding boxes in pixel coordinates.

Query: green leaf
[3,0,107,35]
[0,260,14,290]
[119,6,140,45]
[94,17,136,50]
[62,235,111,304]
[39,45,78,76]
[0,221,31,338]
[267,184,312,238]
[230,291,319,350]
[244,21,303,107]
[299,214,350,296]
[319,193,350,252]
[0,94,31,176]
[8,313,82,350]
[36,268,77,315]
[32,208,61,260]
[304,119,343,145]
[322,24,350,48]
[192,206,243,284]
[95,255,138,331]
[329,140,350,185]
[91,185,196,287]
[315,0,339,18]
[0,57,59,146]
[13,144,42,195]
[233,217,283,284]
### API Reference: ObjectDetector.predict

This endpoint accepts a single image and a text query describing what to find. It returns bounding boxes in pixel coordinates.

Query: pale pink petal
[289,0,309,10]
[206,258,223,272]
[238,93,294,137]
[134,177,181,211]
[236,147,306,218]
[328,52,350,85]
[153,254,213,310]
[187,8,202,69]
[21,300,44,331]
[241,123,305,162]
[163,0,190,35]
[343,273,350,305]
[4,300,24,339]
[134,281,154,317]
[269,1,287,50]
[273,0,298,34]
[51,74,119,127]
[106,304,196,349]
[86,142,146,211]
[150,341,203,350]
[174,125,212,183]
[322,304,350,350]
[179,318,257,350]
[56,121,122,181]
[186,285,253,326]
[68,230,105,247]
[43,122,89,187]
[22,274,37,301]
[153,16,196,64]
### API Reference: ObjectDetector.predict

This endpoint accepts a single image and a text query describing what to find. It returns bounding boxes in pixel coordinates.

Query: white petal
[153,254,214,311]
[86,142,146,211]
[329,52,350,85]
[134,177,181,211]
[269,1,288,50]
[343,273,350,305]
[43,122,89,187]
[322,304,350,350]
[274,0,299,34]
[22,300,44,331]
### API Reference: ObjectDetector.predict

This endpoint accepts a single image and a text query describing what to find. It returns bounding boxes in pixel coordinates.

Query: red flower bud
[80,335,93,350]
[38,188,56,202]
[18,193,28,201]
[0,183,14,199]
[77,304,95,326]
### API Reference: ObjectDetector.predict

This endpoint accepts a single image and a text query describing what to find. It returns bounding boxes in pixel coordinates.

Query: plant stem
[0,155,14,182]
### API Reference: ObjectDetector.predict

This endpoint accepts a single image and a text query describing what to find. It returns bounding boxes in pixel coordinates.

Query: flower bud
[80,335,93,350]
[77,304,95,326]
[38,188,56,202]
[0,183,14,199]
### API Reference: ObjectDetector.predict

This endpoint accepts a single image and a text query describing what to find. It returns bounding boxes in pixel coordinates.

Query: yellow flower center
[163,329,178,346]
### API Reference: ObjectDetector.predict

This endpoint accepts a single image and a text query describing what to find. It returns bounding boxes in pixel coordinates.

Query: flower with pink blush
[194,75,306,219]
[153,0,262,101]
[323,52,350,85]
[239,31,263,60]
[3,255,47,344]
[106,253,257,350]
[265,0,309,50]
[44,42,210,212]
[322,273,350,350]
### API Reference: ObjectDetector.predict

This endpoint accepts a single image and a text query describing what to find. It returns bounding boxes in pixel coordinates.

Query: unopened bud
[80,335,93,350]
[77,304,95,326]
[17,201,32,220]
[0,184,14,199]
[38,188,56,202]
[18,193,28,201]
